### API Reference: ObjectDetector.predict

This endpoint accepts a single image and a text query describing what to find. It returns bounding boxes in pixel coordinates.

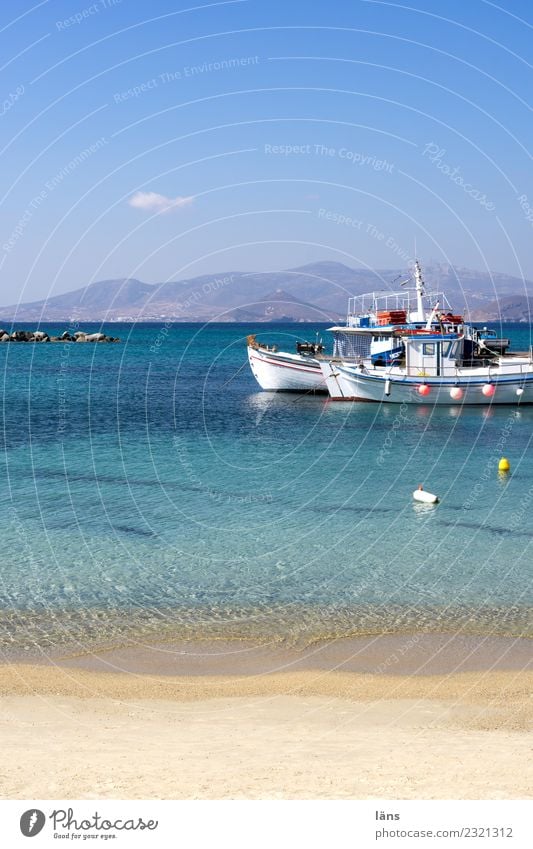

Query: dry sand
[0,658,532,799]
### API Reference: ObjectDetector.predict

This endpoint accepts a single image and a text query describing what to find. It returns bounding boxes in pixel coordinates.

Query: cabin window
[441,341,458,358]
[422,343,435,355]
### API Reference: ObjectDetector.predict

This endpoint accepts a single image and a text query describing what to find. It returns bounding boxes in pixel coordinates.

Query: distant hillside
[1,261,532,322]
[469,295,532,322]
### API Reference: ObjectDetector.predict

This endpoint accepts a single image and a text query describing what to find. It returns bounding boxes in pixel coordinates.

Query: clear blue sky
[1,0,532,303]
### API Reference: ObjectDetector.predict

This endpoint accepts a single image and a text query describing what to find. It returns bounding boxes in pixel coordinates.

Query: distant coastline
[2,261,532,323]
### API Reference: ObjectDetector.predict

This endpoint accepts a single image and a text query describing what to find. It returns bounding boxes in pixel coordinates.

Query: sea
[1,321,532,658]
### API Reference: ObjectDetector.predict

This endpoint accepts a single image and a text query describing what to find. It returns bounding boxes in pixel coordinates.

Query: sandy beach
[0,634,532,800]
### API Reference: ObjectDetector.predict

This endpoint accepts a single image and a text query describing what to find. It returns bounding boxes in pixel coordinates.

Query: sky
[1,0,533,304]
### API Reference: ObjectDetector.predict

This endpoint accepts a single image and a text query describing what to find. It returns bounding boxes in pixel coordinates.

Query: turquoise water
[1,322,532,655]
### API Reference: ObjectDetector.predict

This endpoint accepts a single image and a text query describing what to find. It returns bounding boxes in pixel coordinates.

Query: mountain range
[2,261,532,322]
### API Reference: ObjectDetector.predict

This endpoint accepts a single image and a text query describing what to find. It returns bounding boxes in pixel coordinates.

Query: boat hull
[247,346,326,392]
[319,361,533,404]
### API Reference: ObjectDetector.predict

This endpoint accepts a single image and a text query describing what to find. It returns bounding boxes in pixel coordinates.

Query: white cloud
[128,191,194,214]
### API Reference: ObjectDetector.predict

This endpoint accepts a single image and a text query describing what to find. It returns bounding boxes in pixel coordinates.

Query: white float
[413,486,439,504]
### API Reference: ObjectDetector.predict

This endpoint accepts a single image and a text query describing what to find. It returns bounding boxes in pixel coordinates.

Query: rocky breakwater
[0,330,120,343]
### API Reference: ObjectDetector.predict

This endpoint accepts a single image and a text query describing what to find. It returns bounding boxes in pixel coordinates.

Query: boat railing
[347,290,454,321]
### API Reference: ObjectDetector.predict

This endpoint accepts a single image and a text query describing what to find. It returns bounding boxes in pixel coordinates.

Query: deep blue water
[0,321,532,655]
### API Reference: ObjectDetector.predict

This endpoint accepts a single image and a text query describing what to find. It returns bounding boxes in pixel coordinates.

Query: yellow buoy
[498,457,510,472]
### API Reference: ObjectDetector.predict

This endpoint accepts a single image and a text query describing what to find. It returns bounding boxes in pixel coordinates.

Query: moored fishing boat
[477,327,511,355]
[246,335,326,392]
[320,331,533,404]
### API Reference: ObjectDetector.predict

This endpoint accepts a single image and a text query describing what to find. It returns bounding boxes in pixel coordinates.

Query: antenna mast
[410,260,426,322]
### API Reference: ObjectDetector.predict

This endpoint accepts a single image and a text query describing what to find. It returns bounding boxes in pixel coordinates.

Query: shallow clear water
[0,321,532,655]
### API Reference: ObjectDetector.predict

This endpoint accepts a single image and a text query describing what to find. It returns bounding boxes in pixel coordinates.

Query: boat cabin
[402,332,462,376]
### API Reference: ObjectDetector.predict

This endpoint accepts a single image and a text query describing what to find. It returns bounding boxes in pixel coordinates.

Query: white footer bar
[1,800,531,848]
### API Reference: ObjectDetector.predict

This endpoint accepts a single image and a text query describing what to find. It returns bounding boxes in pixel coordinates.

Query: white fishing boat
[246,335,326,392]
[477,327,511,355]
[320,335,533,404]
[320,262,533,405]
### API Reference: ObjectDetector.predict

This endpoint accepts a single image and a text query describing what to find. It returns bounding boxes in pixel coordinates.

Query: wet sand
[0,634,531,799]
[51,632,533,677]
